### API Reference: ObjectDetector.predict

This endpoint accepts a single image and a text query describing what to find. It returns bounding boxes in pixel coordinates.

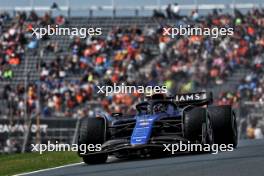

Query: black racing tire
[78,117,108,164]
[208,105,238,148]
[184,107,206,142]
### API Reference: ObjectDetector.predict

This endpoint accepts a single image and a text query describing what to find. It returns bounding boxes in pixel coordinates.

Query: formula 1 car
[77,92,238,164]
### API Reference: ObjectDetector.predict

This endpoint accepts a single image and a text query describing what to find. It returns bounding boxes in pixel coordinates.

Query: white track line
[14,162,84,176]
[15,156,115,176]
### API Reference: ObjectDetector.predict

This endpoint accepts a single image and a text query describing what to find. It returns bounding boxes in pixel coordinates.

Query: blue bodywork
[131,107,181,145]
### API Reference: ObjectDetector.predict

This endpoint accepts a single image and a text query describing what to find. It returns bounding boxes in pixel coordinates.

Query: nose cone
[131,114,159,145]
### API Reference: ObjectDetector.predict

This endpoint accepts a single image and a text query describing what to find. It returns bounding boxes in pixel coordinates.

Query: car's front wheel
[78,117,108,164]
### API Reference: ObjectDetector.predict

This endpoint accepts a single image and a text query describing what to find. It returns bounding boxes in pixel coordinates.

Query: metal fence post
[72,118,81,144]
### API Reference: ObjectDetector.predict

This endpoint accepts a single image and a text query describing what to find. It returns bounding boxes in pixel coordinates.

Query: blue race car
[77,92,238,164]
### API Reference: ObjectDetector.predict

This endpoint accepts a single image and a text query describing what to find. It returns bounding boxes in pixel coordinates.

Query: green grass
[0,152,82,176]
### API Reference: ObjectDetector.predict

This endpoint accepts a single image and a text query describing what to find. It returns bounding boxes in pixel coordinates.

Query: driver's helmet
[147,104,151,114]
[153,103,167,113]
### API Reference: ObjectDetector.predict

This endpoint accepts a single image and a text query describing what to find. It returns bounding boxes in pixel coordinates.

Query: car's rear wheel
[184,107,214,153]
[184,107,207,142]
[208,105,238,148]
[78,117,108,164]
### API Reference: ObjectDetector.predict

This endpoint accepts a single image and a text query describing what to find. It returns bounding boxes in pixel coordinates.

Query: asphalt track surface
[25,139,264,176]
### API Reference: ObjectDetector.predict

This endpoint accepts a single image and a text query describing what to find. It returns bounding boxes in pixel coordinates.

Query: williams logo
[175,93,207,102]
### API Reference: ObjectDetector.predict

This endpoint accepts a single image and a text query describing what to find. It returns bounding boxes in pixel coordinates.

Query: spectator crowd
[0,7,263,123]
[152,7,264,109]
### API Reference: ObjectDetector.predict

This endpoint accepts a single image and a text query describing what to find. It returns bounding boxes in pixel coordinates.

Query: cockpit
[136,100,177,115]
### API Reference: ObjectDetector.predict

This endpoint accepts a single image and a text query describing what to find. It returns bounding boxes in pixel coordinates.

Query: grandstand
[0,2,263,153]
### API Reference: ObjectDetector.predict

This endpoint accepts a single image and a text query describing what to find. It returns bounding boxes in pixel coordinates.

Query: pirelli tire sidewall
[208,105,238,148]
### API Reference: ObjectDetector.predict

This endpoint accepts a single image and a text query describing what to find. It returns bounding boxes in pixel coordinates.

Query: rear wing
[169,92,213,106]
